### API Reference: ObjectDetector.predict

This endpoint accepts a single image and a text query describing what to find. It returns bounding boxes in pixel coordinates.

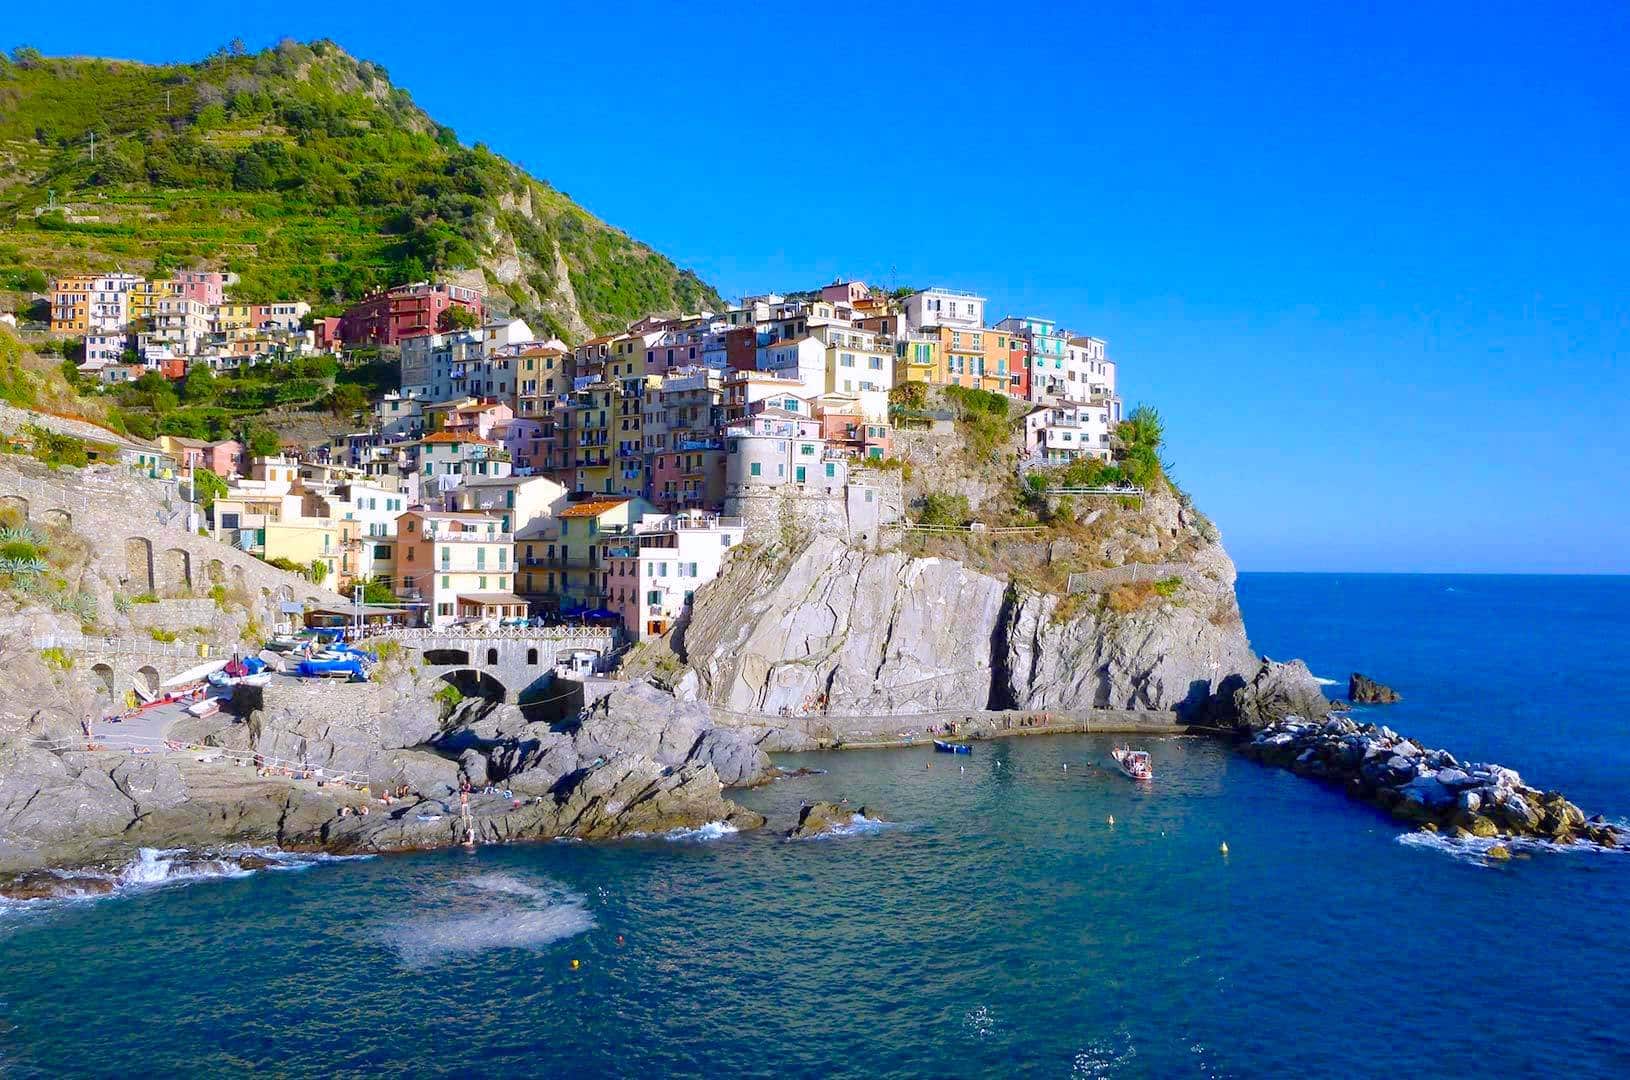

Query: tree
[437,304,480,332]
[180,365,217,404]
[358,576,397,605]
[325,382,368,417]
[305,558,329,586]
[192,467,228,511]
[245,425,281,456]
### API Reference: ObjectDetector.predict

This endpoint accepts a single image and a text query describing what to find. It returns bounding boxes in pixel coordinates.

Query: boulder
[1348,673,1401,704]
[689,728,772,788]
[786,801,886,840]
[550,756,765,840]
[1226,660,1332,730]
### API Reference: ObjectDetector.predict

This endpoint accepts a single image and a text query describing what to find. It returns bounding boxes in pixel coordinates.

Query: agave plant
[0,525,44,546]
[0,555,50,576]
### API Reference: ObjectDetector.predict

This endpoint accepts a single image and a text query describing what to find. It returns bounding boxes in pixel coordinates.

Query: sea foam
[382,872,595,968]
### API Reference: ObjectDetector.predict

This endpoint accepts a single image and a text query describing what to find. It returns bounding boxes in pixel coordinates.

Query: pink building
[818,411,891,460]
[171,271,227,307]
[819,280,871,305]
[504,418,548,475]
[203,439,244,477]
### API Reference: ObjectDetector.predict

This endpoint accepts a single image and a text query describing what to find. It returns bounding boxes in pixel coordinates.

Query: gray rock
[1436,768,1473,789]
[1226,659,1333,731]
[786,800,886,840]
[689,728,771,788]
[1457,790,1482,814]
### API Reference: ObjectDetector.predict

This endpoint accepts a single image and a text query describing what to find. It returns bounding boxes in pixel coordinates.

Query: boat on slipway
[933,740,972,755]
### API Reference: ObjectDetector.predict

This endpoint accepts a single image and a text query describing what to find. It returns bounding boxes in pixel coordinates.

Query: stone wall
[726,471,904,550]
[0,457,347,623]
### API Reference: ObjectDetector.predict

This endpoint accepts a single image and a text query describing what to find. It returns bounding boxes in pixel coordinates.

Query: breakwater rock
[1239,715,1620,846]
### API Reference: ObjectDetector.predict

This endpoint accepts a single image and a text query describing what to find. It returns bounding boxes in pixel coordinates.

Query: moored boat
[1111,746,1152,781]
[934,739,972,755]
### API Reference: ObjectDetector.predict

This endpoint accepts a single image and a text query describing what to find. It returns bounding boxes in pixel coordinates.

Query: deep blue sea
[3,574,1628,1078]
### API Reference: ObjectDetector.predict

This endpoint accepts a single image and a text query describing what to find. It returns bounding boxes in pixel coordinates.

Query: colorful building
[608,511,745,640]
[394,509,517,627]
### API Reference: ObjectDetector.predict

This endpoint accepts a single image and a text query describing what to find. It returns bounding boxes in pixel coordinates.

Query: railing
[362,625,615,643]
[1041,486,1145,497]
[883,522,1048,536]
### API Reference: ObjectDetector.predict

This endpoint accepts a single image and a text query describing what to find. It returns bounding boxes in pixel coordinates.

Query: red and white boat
[1111,746,1153,781]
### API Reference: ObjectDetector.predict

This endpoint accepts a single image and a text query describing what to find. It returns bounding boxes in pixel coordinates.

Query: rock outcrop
[785,800,886,840]
[1348,673,1402,704]
[1239,715,1620,848]
[680,532,1259,720]
[1222,659,1333,730]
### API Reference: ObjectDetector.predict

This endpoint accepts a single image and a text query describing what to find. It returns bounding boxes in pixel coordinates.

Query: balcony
[424,530,514,544]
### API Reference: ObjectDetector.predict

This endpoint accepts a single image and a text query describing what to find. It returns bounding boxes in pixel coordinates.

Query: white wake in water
[382,872,594,968]
[663,821,740,842]
[1312,675,1341,687]
[1398,830,1627,866]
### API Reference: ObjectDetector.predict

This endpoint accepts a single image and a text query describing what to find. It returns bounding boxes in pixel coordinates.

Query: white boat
[1111,746,1153,781]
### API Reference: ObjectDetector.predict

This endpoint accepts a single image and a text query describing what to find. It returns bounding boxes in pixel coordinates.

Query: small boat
[933,739,972,755]
[1111,746,1152,781]
[185,698,222,719]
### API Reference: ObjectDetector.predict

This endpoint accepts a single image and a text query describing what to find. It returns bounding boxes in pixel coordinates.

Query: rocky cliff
[676,494,1273,721]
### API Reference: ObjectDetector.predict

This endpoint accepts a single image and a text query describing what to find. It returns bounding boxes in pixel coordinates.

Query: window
[825,462,836,478]
[795,466,806,483]
[750,462,761,477]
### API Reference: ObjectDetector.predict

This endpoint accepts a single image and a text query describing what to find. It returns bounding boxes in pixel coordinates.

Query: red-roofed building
[335,282,484,346]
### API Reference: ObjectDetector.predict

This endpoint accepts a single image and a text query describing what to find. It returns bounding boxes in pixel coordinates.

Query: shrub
[40,646,74,671]
[148,627,179,642]
[918,492,970,527]
[1105,582,1156,614]
[433,682,463,716]
[1153,576,1183,598]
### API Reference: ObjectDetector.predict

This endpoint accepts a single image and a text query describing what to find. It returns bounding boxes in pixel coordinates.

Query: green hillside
[0,40,721,341]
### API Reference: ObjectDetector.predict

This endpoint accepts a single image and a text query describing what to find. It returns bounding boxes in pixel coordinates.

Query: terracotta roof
[558,498,630,519]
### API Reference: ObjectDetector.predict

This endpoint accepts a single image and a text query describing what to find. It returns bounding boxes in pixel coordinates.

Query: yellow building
[213,303,254,336]
[894,332,941,386]
[263,518,343,588]
[49,274,96,334]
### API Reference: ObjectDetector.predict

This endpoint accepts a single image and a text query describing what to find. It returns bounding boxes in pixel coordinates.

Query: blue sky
[10,2,1629,572]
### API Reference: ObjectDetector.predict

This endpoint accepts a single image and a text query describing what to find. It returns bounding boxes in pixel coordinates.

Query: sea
[2,573,1628,1078]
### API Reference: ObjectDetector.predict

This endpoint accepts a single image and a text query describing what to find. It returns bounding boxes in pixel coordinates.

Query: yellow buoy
[570,959,581,970]
[1220,842,1229,855]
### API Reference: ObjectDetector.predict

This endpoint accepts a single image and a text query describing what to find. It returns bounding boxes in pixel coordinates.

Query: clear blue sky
[11,2,1628,573]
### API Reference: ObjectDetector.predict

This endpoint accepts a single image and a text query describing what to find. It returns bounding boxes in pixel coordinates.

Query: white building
[756,336,828,401]
[373,391,425,439]
[453,473,570,535]
[607,510,746,640]
[904,287,985,332]
[1023,402,1115,463]
[723,410,846,494]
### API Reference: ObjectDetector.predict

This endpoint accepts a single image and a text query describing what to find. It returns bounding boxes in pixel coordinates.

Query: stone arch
[275,584,293,603]
[207,559,226,585]
[526,647,539,666]
[0,494,28,524]
[438,668,506,703]
[424,648,470,666]
[232,564,247,593]
[91,662,115,696]
[485,647,499,667]
[125,536,155,592]
[160,547,191,593]
[133,665,161,701]
[42,507,71,529]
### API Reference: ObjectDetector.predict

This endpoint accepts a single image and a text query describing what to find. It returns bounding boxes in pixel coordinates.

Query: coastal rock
[1348,673,1402,704]
[550,756,765,840]
[573,681,771,787]
[678,531,1259,720]
[786,801,886,840]
[1226,660,1333,731]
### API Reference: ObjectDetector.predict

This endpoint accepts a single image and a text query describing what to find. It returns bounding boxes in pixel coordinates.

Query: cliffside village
[46,274,1122,639]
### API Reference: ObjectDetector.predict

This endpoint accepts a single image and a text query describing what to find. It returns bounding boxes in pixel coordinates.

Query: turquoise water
[3,574,1628,1078]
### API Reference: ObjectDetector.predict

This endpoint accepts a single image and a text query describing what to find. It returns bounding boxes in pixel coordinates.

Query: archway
[207,559,225,585]
[91,662,115,697]
[160,548,191,593]
[133,665,161,701]
[232,565,247,594]
[438,668,506,703]
[125,537,154,592]
[42,508,71,529]
[0,495,28,525]
[485,647,499,666]
[424,648,470,666]
[526,647,539,666]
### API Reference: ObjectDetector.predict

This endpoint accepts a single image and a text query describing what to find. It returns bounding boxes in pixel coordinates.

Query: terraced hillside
[0,41,721,340]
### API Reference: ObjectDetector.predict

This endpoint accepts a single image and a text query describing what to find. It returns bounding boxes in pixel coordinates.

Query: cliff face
[678,521,1259,720]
